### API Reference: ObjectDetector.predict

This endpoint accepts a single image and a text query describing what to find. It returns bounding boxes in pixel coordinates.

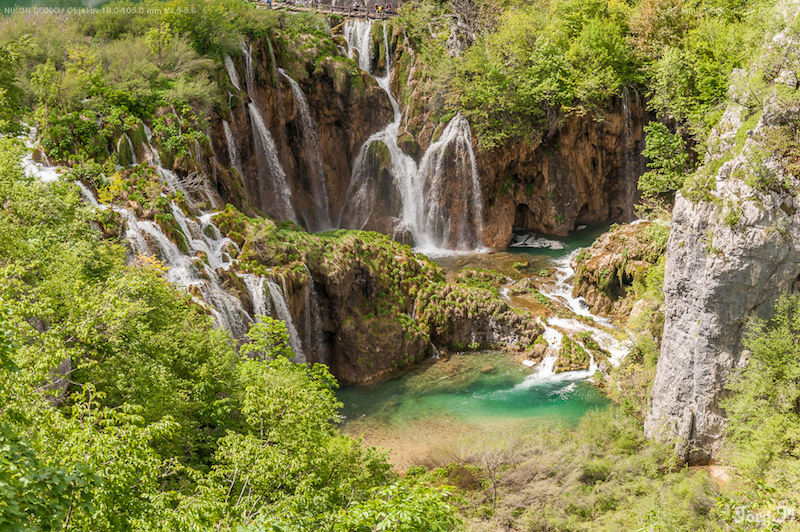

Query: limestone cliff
[644,6,800,463]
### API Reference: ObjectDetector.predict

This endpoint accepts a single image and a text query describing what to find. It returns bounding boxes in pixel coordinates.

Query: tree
[638,122,694,200]
[723,294,800,497]
[0,38,25,134]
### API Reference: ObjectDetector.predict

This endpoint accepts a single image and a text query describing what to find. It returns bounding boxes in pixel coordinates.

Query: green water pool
[337,353,610,465]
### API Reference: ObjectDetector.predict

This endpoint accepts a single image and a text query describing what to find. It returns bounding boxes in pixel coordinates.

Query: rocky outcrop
[645,8,800,463]
[572,222,668,315]
[219,207,543,383]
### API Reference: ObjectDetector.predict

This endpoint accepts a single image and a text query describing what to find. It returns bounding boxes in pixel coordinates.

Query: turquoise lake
[337,227,616,468]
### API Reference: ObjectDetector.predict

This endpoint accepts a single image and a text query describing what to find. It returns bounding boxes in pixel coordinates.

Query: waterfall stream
[248,103,297,222]
[223,54,241,91]
[222,119,243,177]
[266,280,306,363]
[279,68,333,231]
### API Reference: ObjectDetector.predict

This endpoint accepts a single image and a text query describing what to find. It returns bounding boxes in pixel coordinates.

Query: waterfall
[241,41,255,98]
[117,133,137,166]
[248,103,297,222]
[340,20,485,251]
[527,249,629,377]
[222,120,242,177]
[266,279,305,363]
[155,166,189,198]
[75,181,99,207]
[143,125,161,165]
[416,114,485,250]
[120,202,252,338]
[343,18,374,72]
[224,54,241,91]
[242,273,269,317]
[279,68,332,231]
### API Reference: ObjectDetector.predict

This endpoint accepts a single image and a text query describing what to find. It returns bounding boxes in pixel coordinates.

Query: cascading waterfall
[510,248,629,386]
[116,133,137,166]
[156,166,188,197]
[340,19,485,251]
[223,54,241,91]
[236,39,296,222]
[265,279,306,362]
[121,203,252,339]
[222,119,243,177]
[343,18,374,72]
[241,41,256,98]
[248,103,297,222]
[143,125,161,165]
[242,273,270,317]
[417,114,485,250]
[279,68,332,231]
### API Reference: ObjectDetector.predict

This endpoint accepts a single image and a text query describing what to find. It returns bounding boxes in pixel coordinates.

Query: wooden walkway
[246,0,400,18]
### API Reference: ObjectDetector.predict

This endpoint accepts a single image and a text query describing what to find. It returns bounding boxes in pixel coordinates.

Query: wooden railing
[246,0,400,18]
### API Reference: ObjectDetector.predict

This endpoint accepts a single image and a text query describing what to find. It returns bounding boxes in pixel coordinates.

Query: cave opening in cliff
[514,203,537,230]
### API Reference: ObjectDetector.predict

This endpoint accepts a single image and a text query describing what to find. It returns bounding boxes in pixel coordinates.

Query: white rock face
[645,186,800,463]
[645,2,800,462]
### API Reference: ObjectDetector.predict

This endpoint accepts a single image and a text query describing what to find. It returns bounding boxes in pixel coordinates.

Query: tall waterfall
[279,68,332,231]
[241,41,256,98]
[248,103,297,222]
[340,19,485,251]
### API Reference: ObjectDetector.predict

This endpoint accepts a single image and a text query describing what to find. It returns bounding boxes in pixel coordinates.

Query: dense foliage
[0,136,461,530]
[399,0,772,148]
[723,295,800,501]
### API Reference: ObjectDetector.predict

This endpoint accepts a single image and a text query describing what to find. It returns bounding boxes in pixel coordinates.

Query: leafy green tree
[723,294,800,495]
[638,122,694,199]
[0,38,25,133]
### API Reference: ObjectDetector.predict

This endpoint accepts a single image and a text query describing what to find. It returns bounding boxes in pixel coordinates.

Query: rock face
[477,93,648,246]
[645,13,800,462]
[207,34,393,230]
[646,189,800,463]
